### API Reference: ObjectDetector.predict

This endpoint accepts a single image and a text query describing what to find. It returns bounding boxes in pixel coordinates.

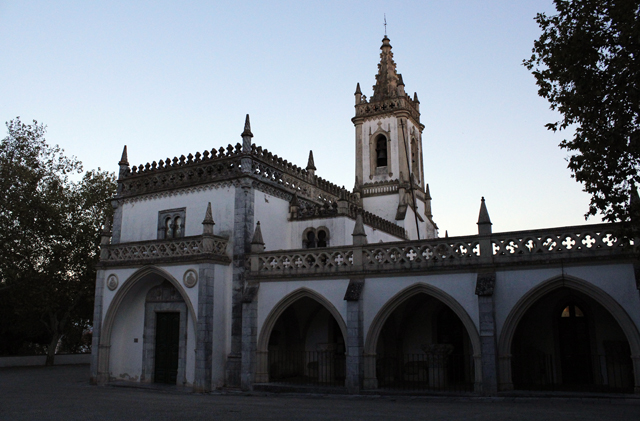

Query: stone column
[227,177,254,387]
[476,272,498,395]
[194,263,215,392]
[90,269,106,385]
[344,278,364,393]
[476,197,498,395]
[241,284,259,391]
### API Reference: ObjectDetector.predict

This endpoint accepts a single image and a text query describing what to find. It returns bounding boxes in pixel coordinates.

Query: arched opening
[256,289,347,387]
[511,286,634,393]
[96,267,197,386]
[374,292,475,391]
[375,135,388,168]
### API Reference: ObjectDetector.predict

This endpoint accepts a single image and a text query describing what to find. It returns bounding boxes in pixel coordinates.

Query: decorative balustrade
[254,248,355,275]
[489,224,631,260]
[100,235,230,266]
[249,224,635,279]
[362,236,481,271]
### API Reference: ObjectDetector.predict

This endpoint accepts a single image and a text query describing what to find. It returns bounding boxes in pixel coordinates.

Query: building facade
[91,36,640,394]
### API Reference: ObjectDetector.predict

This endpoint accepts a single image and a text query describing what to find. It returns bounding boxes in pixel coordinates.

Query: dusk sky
[0,1,599,236]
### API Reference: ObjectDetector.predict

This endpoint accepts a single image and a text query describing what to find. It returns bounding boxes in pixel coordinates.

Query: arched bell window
[375,135,388,168]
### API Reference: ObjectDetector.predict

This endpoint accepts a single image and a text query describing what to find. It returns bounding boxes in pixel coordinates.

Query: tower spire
[371,35,399,101]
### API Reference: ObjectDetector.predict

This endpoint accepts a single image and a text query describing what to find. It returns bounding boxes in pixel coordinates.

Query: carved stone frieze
[344,279,365,301]
[475,272,496,296]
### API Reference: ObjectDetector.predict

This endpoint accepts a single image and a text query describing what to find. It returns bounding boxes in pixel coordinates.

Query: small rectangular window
[157,208,186,239]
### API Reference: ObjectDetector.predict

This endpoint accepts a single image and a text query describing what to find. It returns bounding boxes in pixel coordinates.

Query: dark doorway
[154,312,180,384]
[558,304,592,384]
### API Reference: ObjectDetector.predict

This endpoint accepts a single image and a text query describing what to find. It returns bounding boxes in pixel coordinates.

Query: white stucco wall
[119,186,236,243]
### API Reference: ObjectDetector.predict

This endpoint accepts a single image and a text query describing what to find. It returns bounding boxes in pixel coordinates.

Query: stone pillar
[632,354,640,394]
[476,272,498,395]
[194,263,215,392]
[227,178,254,387]
[90,269,106,385]
[475,197,497,394]
[241,284,259,391]
[344,278,364,393]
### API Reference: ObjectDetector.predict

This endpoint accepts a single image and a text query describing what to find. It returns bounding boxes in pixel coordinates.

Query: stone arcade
[91,36,640,394]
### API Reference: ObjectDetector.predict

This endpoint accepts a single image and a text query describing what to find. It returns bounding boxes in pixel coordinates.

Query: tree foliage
[0,118,116,363]
[524,0,640,229]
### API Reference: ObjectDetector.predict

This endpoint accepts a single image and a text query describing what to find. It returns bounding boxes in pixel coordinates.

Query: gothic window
[375,135,388,168]
[157,208,186,240]
[303,227,330,248]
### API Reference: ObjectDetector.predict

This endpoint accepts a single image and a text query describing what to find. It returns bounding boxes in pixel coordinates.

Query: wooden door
[154,312,180,384]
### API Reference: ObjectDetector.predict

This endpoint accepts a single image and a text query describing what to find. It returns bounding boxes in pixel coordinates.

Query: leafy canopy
[524,0,640,227]
[0,118,116,358]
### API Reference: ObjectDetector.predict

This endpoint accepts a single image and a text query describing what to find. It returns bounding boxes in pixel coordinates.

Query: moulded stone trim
[496,274,640,393]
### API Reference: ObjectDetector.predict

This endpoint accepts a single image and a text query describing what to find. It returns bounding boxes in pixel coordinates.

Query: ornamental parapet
[291,200,407,239]
[98,234,231,267]
[116,143,359,207]
[353,95,420,123]
[248,223,635,279]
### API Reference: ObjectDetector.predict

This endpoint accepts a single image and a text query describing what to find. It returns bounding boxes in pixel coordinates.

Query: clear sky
[0,0,600,236]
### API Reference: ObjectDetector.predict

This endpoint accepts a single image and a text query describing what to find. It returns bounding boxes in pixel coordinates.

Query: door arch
[498,275,640,393]
[96,266,197,385]
[363,283,482,391]
[256,288,347,385]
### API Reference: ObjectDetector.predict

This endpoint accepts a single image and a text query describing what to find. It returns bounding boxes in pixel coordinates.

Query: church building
[91,36,640,395]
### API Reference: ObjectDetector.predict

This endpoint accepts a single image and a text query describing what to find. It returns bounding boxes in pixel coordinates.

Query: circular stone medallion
[183,269,198,288]
[106,274,119,291]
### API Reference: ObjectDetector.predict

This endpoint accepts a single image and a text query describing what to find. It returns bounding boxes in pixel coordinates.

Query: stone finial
[477,197,492,235]
[118,145,129,165]
[397,74,404,86]
[413,92,419,103]
[306,150,316,171]
[251,221,265,252]
[352,212,368,245]
[289,193,300,219]
[241,114,253,138]
[355,83,362,95]
[241,114,253,153]
[425,184,432,200]
[202,202,215,234]
[306,150,316,177]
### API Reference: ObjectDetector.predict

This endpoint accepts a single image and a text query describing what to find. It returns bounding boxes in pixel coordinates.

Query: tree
[524,0,640,232]
[0,118,116,364]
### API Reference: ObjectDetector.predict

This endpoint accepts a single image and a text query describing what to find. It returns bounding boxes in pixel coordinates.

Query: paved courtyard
[1,365,640,420]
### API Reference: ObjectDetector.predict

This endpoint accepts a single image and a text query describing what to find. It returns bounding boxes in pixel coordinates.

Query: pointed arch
[255,288,347,383]
[258,288,347,353]
[96,265,197,384]
[497,275,640,392]
[363,283,482,389]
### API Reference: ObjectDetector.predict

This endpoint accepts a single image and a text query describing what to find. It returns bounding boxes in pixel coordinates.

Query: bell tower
[352,36,437,239]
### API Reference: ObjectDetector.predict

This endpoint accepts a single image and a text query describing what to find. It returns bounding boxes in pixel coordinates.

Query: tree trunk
[45,332,61,366]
